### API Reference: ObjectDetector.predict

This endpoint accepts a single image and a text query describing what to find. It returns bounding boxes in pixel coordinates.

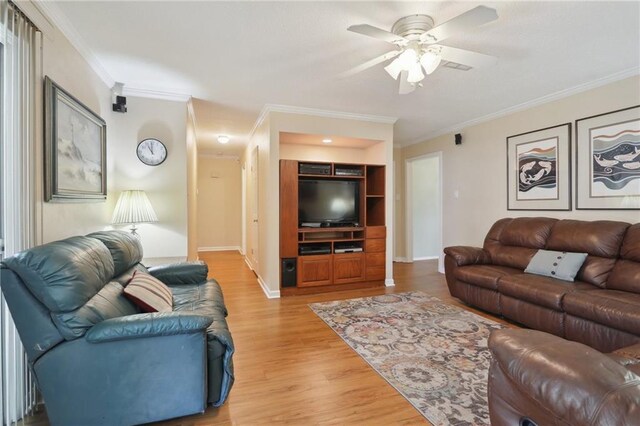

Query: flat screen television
[299,179,359,226]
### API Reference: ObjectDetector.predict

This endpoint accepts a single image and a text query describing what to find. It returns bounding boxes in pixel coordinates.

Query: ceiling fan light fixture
[420,51,442,75]
[406,62,425,83]
[384,58,404,80]
[396,48,418,69]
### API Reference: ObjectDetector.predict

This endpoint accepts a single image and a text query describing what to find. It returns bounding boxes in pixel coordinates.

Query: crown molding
[248,103,397,140]
[123,86,191,102]
[403,67,640,147]
[34,0,115,88]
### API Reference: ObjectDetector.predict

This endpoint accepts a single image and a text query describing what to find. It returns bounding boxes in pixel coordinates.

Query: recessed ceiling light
[218,135,230,144]
[322,138,332,144]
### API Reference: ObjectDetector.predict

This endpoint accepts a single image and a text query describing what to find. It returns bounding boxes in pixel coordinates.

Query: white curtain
[0,0,41,424]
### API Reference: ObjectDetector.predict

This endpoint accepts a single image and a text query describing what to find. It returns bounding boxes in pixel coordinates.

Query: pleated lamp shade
[112,190,158,234]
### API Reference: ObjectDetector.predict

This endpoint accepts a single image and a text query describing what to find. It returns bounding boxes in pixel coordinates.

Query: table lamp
[112,190,158,235]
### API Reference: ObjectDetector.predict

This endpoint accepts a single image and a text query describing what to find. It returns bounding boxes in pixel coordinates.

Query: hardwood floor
[156,251,508,425]
[25,252,511,425]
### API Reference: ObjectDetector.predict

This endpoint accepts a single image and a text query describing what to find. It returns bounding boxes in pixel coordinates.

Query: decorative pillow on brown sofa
[124,271,173,312]
[525,249,588,282]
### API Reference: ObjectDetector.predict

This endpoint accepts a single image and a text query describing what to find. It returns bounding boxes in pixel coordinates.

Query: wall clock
[136,138,167,166]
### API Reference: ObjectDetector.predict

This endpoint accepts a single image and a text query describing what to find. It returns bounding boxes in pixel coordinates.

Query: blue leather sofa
[0,231,234,426]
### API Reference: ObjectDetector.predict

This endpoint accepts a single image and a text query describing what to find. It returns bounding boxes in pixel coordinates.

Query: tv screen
[299,180,359,225]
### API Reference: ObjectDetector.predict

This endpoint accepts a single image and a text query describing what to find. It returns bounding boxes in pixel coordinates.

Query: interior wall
[410,155,441,259]
[186,102,198,260]
[40,22,189,258]
[197,156,242,250]
[280,143,366,163]
[103,97,188,258]
[395,75,640,259]
[40,21,113,242]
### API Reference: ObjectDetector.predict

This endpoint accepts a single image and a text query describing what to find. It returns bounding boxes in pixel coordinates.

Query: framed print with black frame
[576,105,640,210]
[44,76,107,202]
[507,123,571,211]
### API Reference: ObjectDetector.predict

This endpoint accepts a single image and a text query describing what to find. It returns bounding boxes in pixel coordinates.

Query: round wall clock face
[136,138,167,166]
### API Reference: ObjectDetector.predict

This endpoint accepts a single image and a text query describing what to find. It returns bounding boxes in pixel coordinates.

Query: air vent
[443,61,472,71]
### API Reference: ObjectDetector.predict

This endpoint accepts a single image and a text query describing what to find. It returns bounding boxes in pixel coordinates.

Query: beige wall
[40,22,113,242]
[244,112,394,297]
[197,156,242,250]
[186,102,198,260]
[279,142,386,164]
[395,75,640,260]
[39,18,189,258]
[97,96,188,258]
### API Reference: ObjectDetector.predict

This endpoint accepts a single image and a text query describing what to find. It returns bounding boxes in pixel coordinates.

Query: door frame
[405,151,444,272]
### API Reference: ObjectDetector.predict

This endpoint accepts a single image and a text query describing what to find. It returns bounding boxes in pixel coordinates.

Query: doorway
[405,152,443,271]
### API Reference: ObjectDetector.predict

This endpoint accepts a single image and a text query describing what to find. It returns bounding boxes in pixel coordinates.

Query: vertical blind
[0,1,41,424]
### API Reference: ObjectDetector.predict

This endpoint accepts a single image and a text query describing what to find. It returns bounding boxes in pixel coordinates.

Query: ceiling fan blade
[420,6,498,44]
[398,71,415,95]
[348,24,408,45]
[338,50,401,78]
[437,45,497,69]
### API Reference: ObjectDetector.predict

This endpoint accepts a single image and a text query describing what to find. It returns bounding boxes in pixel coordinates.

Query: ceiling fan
[343,5,498,94]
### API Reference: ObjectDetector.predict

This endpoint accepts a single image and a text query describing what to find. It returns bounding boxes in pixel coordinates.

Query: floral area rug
[309,292,504,426]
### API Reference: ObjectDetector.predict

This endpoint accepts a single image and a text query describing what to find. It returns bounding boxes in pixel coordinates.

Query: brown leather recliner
[488,329,640,426]
[444,217,640,352]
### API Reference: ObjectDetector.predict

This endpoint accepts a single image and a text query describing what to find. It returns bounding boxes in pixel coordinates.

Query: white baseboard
[413,256,439,261]
[198,246,241,252]
[243,256,254,271]
[385,278,395,287]
[257,274,280,299]
[394,257,410,263]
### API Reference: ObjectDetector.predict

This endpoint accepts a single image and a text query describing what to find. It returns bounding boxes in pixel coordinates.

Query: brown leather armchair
[488,329,640,426]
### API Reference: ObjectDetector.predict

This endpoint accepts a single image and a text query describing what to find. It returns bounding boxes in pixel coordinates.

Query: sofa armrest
[86,312,213,343]
[147,261,208,285]
[489,329,640,425]
[443,246,491,266]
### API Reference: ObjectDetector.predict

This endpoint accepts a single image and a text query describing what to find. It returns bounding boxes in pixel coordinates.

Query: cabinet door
[333,253,366,284]
[298,255,333,287]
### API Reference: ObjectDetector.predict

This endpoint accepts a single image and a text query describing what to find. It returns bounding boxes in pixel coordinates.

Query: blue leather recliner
[0,231,234,426]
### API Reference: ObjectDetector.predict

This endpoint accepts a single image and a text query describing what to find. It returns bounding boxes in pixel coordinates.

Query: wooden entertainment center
[280,160,386,295]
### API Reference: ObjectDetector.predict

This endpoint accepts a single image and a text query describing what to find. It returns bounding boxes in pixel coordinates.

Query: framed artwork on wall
[44,76,107,202]
[507,123,572,210]
[576,105,640,210]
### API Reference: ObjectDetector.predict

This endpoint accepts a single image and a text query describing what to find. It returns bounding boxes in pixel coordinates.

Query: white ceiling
[49,1,640,156]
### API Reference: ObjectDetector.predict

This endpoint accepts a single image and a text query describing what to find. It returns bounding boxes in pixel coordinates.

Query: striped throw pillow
[124,271,173,312]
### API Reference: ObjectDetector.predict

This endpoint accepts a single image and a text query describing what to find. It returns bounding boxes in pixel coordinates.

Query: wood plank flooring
[24,252,511,425]
[156,251,509,425]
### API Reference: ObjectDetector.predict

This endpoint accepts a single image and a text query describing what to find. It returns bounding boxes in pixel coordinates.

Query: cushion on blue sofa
[87,231,143,276]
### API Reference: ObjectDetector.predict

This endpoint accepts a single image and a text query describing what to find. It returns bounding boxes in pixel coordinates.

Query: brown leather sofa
[487,329,640,426]
[444,217,640,352]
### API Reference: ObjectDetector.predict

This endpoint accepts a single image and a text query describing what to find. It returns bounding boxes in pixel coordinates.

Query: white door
[249,146,259,270]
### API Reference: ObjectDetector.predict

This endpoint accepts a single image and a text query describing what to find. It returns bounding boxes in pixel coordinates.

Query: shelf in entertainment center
[299,227,364,233]
[299,238,365,243]
[366,194,384,198]
[298,227,365,243]
[299,174,364,179]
